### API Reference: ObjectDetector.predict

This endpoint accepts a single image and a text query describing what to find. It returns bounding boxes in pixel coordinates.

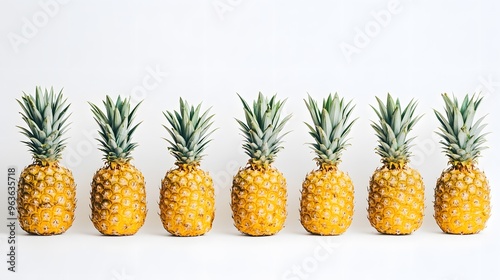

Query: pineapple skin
[434,166,491,234]
[368,166,424,234]
[160,165,215,236]
[17,162,76,235]
[231,165,287,236]
[300,167,354,235]
[90,162,147,235]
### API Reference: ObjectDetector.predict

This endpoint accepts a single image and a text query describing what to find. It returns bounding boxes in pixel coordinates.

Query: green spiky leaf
[236,92,291,166]
[17,87,71,164]
[371,93,421,168]
[304,93,356,166]
[89,95,141,163]
[163,98,215,165]
[434,93,488,166]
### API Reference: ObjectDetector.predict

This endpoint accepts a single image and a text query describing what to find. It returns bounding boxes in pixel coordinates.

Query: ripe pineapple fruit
[160,98,216,236]
[300,93,356,235]
[231,93,291,236]
[368,94,424,235]
[17,87,76,235]
[434,93,490,234]
[89,96,147,235]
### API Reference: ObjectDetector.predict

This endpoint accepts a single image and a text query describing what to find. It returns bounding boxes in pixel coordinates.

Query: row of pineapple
[16,87,491,236]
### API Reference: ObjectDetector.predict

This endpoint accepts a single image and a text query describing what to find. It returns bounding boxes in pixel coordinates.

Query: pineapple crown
[434,93,488,167]
[236,92,292,167]
[89,95,141,163]
[305,93,356,168]
[17,86,71,164]
[371,94,421,169]
[163,98,215,166]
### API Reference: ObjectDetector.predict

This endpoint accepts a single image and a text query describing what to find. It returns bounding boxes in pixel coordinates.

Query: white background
[1,0,499,279]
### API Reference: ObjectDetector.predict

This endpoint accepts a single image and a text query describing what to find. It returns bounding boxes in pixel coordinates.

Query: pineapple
[89,96,147,235]
[17,87,76,235]
[434,93,490,234]
[368,94,424,235]
[160,98,216,236]
[231,92,291,236]
[300,93,356,235]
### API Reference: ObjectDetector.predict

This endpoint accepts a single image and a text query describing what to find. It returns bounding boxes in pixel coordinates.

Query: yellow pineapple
[17,87,76,235]
[300,93,356,235]
[434,93,490,234]
[231,93,291,236]
[160,98,215,236]
[368,94,424,235]
[89,96,147,235]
